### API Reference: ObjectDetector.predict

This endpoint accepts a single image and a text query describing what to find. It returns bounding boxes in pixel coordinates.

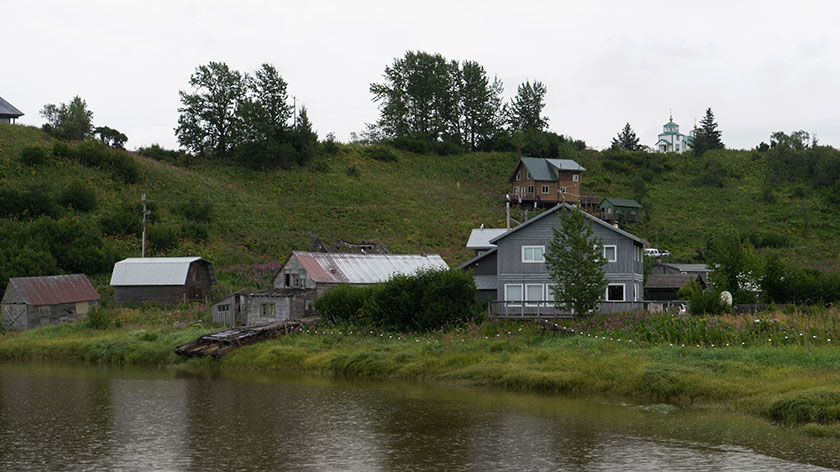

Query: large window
[541,185,549,194]
[505,284,523,306]
[604,245,617,262]
[522,246,545,263]
[606,284,625,302]
[525,284,543,306]
[527,185,534,193]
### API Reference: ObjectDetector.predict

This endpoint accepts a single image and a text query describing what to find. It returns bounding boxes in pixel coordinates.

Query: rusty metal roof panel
[291,251,449,284]
[6,274,99,306]
[110,257,214,286]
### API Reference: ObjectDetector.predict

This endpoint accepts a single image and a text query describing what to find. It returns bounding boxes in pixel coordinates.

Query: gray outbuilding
[110,257,217,303]
[1,274,100,330]
[0,96,24,124]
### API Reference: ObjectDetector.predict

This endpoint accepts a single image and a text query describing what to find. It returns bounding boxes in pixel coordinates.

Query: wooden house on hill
[1,274,100,330]
[599,197,642,223]
[509,157,585,205]
[0,96,23,124]
[110,257,217,303]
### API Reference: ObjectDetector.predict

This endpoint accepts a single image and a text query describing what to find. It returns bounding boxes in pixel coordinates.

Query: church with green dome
[655,114,695,153]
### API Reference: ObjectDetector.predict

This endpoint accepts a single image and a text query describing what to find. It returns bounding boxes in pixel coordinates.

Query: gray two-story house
[460,204,646,316]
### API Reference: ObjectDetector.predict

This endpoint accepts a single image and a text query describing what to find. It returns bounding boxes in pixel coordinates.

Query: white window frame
[513,186,519,193]
[505,284,523,307]
[527,185,534,193]
[604,245,617,262]
[606,283,625,302]
[541,185,549,194]
[525,284,544,306]
[545,284,556,302]
[521,245,545,263]
[572,174,579,182]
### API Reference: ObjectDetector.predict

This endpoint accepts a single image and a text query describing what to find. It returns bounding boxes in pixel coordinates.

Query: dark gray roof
[645,273,702,289]
[456,247,497,270]
[488,203,647,245]
[601,197,642,208]
[658,263,711,273]
[512,157,586,182]
[0,96,23,118]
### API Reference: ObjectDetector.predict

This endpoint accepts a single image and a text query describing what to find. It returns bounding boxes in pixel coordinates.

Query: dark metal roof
[6,274,99,306]
[601,197,642,208]
[488,203,647,245]
[0,96,24,118]
[645,273,703,290]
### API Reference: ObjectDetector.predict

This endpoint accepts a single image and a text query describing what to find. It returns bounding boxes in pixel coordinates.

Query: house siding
[491,207,644,313]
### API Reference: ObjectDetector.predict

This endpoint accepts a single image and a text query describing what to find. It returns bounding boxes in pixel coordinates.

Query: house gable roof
[4,274,99,305]
[466,228,508,250]
[645,273,704,290]
[509,157,585,182]
[600,197,642,208]
[656,263,711,273]
[286,251,449,284]
[0,96,24,118]
[456,247,497,270]
[109,257,217,286]
[488,203,647,245]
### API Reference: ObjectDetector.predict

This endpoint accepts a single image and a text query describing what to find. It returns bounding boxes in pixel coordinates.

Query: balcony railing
[487,300,649,319]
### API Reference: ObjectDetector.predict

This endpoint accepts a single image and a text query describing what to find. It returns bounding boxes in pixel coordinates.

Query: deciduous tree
[40,96,94,141]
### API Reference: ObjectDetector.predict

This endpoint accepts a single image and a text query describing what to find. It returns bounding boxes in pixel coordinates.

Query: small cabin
[1,274,100,330]
[645,273,706,301]
[509,157,585,205]
[599,197,642,223]
[110,257,217,304]
[0,96,24,124]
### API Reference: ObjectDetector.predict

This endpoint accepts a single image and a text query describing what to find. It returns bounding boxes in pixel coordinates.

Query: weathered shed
[599,197,642,223]
[212,288,315,326]
[0,96,24,124]
[645,273,705,301]
[110,257,217,303]
[1,274,100,330]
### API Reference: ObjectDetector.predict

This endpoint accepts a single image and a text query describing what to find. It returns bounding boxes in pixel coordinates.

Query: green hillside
[0,124,837,297]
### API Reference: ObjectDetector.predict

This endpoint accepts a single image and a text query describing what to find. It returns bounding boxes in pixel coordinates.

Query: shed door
[3,305,26,330]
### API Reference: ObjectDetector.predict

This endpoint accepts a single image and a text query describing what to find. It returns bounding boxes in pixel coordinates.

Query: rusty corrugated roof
[290,251,449,284]
[6,274,100,306]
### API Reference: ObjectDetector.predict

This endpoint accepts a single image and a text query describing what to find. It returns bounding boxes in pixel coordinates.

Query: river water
[0,362,837,471]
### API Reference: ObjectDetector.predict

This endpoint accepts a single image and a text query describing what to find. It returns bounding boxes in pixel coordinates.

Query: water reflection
[0,363,836,471]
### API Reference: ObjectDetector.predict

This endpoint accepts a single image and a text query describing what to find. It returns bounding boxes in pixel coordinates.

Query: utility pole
[141,194,150,258]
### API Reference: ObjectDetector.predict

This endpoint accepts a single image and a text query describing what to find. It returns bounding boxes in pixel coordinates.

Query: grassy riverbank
[1,311,839,438]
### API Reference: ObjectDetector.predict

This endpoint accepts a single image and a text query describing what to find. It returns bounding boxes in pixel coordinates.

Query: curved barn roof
[110,257,217,286]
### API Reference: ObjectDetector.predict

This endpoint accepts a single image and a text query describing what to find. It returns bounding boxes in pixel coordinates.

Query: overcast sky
[4,1,839,151]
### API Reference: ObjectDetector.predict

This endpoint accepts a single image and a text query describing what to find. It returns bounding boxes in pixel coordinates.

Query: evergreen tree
[292,106,318,165]
[507,80,549,131]
[611,122,641,151]
[545,207,608,316]
[699,107,723,150]
[175,61,246,157]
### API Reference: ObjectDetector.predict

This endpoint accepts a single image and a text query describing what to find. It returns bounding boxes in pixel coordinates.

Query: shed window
[606,284,625,302]
[572,174,579,182]
[522,246,545,263]
[261,303,276,317]
[541,185,549,194]
[604,245,617,262]
[217,304,230,312]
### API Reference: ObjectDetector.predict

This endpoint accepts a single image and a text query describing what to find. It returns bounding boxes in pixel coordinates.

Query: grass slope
[0,123,837,295]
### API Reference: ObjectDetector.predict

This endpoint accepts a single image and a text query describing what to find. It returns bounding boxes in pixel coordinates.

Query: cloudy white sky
[4,1,839,151]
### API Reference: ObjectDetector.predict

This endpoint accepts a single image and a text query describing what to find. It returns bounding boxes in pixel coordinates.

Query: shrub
[181,222,209,241]
[767,388,840,425]
[363,145,398,162]
[19,146,48,166]
[70,141,110,167]
[111,153,139,183]
[321,133,340,155]
[60,181,97,212]
[136,144,189,165]
[432,140,463,156]
[52,141,71,158]
[99,201,140,236]
[310,159,330,173]
[147,225,179,253]
[86,308,112,330]
[314,284,376,323]
[0,188,59,219]
[346,164,360,177]
[390,136,430,154]
[678,280,727,315]
[175,197,213,223]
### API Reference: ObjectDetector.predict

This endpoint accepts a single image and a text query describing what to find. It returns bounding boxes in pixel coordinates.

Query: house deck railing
[488,300,652,319]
